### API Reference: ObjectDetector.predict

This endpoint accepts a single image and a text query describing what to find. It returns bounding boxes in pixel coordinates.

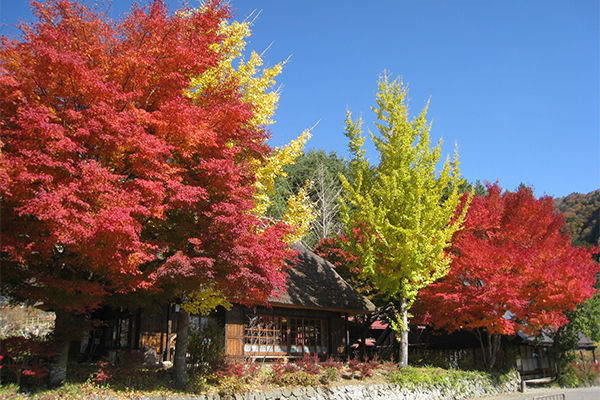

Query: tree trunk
[553,328,563,377]
[398,297,409,368]
[474,329,500,370]
[49,310,72,385]
[475,328,486,368]
[172,307,190,387]
[551,324,576,379]
[478,331,501,370]
[487,332,501,370]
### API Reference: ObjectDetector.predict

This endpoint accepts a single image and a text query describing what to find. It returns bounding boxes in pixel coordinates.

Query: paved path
[470,386,600,400]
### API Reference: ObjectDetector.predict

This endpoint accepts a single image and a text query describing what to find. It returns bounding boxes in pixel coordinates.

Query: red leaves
[414,183,599,338]
[1,337,57,382]
[1,0,289,315]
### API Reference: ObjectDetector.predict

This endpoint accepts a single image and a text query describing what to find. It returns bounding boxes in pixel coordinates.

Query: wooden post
[166,319,172,361]
[345,313,350,361]
[165,305,172,361]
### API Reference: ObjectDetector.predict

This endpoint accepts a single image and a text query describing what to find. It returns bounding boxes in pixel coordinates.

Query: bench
[520,376,554,392]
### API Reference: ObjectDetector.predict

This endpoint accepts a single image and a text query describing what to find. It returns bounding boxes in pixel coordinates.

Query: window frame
[243,314,328,356]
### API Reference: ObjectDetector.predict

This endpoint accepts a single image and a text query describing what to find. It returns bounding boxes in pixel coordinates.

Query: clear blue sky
[2,0,598,198]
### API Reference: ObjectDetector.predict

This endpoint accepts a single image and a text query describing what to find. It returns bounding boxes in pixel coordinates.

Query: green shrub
[320,367,339,384]
[187,322,226,375]
[559,363,600,387]
[89,353,174,393]
[0,383,26,400]
[66,363,99,383]
[387,366,499,392]
[217,375,246,396]
[409,348,458,369]
[494,345,519,374]
[187,373,209,394]
[271,370,320,387]
[557,366,580,388]
[388,366,437,389]
[456,350,476,370]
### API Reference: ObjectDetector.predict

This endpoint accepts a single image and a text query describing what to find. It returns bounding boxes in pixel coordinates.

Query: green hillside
[554,189,600,247]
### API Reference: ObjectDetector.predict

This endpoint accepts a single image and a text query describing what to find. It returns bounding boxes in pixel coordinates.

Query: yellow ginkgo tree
[340,74,471,368]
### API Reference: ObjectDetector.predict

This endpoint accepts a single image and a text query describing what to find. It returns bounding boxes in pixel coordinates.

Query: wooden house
[224,242,376,360]
[80,242,376,362]
[516,331,597,379]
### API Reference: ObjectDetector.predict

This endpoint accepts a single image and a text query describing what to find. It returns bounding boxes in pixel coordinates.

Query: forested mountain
[554,189,600,247]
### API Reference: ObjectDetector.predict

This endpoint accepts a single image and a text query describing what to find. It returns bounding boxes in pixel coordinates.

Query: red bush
[271,358,300,376]
[0,336,58,386]
[348,356,379,379]
[321,355,344,370]
[216,360,261,379]
[295,353,321,375]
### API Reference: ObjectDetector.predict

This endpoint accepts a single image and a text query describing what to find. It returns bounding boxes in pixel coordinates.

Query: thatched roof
[268,242,376,315]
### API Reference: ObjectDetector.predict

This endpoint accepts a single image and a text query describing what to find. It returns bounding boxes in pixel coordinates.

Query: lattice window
[244,315,287,354]
[243,315,328,355]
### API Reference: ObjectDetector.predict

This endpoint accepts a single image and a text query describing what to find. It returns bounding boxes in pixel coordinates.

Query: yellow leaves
[252,129,317,244]
[183,286,232,316]
[236,51,283,127]
[186,18,284,128]
[215,20,251,57]
[389,313,410,336]
[253,129,312,215]
[282,182,317,243]
[184,10,316,244]
[126,252,148,271]
[341,74,471,302]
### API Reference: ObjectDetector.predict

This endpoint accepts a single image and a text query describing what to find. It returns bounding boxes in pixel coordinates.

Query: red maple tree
[413,183,599,369]
[1,0,292,384]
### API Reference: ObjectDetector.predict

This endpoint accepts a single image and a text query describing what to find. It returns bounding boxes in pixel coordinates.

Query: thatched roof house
[223,242,375,359]
[269,242,376,314]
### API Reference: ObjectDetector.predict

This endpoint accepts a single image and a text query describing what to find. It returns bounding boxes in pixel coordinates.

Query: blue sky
[2,0,598,198]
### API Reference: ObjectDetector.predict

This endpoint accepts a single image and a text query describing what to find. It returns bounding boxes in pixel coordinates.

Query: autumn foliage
[414,183,599,367]
[339,75,470,367]
[1,0,292,337]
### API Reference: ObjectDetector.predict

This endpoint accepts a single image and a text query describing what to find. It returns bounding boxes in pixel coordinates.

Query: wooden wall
[225,304,245,358]
[225,305,349,359]
[132,304,353,361]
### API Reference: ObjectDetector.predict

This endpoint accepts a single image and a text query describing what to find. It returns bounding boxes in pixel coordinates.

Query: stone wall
[186,371,521,400]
